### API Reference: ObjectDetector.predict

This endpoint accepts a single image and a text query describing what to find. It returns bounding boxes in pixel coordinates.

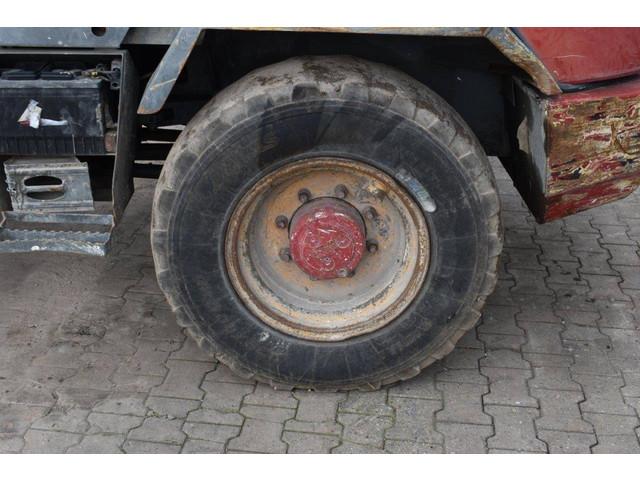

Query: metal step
[0,212,113,256]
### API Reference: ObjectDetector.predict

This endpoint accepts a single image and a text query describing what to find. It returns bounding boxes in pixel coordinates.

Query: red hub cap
[289,197,366,280]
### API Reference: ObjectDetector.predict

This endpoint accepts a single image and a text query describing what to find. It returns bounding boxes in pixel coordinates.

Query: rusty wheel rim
[225,157,430,341]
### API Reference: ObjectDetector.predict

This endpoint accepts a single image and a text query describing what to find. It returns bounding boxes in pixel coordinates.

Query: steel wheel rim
[225,157,430,341]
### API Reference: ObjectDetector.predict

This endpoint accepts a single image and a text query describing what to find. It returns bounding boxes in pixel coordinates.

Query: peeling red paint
[511,77,640,223]
[543,78,640,222]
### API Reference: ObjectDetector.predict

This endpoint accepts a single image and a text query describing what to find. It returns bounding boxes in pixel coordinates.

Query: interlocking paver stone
[485,405,546,453]
[537,430,596,454]
[4,166,640,453]
[437,422,492,453]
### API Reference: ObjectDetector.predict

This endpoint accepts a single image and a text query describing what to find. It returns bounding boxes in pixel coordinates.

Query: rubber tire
[151,56,502,391]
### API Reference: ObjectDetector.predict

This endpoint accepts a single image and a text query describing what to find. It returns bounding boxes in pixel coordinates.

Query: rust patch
[510,78,640,222]
[545,78,640,207]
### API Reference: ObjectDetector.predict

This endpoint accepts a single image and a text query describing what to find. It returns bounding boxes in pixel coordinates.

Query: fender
[137,27,202,115]
[136,27,561,115]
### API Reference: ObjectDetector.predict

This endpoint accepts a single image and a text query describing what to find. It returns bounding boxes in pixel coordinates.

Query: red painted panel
[519,28,640,84]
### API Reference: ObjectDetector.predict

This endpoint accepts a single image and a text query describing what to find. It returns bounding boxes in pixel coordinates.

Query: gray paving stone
[0,404,48,435]
[436,367,488,385]
[384,439,443,453]
[437,422,492,453]
[227,417,288,453]
[388,369,441,400]
[478,305,523,335]
[146,396,200,419]
[128,416,186,444]
[582,412,639,436]
[339,390,393,416]
[93,392,148,416]
[283,431,340,453]
[482,367,538,408]
[331,441,385,454]
[182,438,225,453]
[4,171,640,454]
[244,383,297,408]
[182,422,240,443]
[531,388,593,433]
[573,374,636,415]
[485,405,546,453]
[520,322,567,355]
[385,397,443,444]
[529,366,581,392]
[592,435,640,453]
[22,429,81,453]
[436,382,491,425]
[442,347,487,369]
[480,349,529,369]
[537,430,596,453]
[67,433,125,453]
[150,360,213,400]
[0,434,24,453]
[31,407,90,433]
[338,412,393,448]
[479,333,526,351]
[509,269,552,296]
[87,412,144,434]
[122,440,181,453]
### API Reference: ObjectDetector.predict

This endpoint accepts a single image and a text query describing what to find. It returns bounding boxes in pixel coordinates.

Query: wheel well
[134,29,527,157]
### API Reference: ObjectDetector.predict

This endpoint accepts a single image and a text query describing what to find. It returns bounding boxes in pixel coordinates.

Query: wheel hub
[289,198,366,280]
[225,157,430,341]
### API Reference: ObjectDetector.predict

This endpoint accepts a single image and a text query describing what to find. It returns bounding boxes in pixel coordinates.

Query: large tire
[151,56,502,390]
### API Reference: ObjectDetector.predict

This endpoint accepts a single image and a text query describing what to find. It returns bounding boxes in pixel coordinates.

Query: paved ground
[1,158,640,454]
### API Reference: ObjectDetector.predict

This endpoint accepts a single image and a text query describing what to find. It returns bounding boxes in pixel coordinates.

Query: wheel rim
[225,157,430,341]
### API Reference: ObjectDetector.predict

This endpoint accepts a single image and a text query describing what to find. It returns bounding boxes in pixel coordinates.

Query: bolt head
[336,268,351,278]
[334,184,348,199]
[298,189,311,203]
[367,241,378,253]
[275,215,288,229]
[279,247,292,262]
[364,207,377,220]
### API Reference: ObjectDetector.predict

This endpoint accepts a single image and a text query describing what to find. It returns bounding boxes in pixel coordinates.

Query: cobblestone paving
[1,158,640,453]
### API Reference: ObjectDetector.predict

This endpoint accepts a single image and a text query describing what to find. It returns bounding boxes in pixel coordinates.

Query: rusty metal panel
[0,27,129,48]
[137,28,202,115]
[513,78,640,222]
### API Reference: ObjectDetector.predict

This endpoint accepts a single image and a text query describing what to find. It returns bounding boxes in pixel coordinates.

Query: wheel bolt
[275,215,288,229]
[298,189,311,203]
[363,207,377,220]
[336,268,354,278]
[367,240,378,254]
[279,247,292,262]
[334,184,348,199]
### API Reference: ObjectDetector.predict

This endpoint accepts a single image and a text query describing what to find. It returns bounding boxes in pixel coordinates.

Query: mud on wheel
[151,56,502,390]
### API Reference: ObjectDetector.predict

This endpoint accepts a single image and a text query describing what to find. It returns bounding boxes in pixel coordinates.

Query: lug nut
[279,247,292,262]
[367,240,378,254]
[363,207,378,220]
[336,268,350,278]
[298,189,311,203]
[334,184,348,199]
[275,215,288,229]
